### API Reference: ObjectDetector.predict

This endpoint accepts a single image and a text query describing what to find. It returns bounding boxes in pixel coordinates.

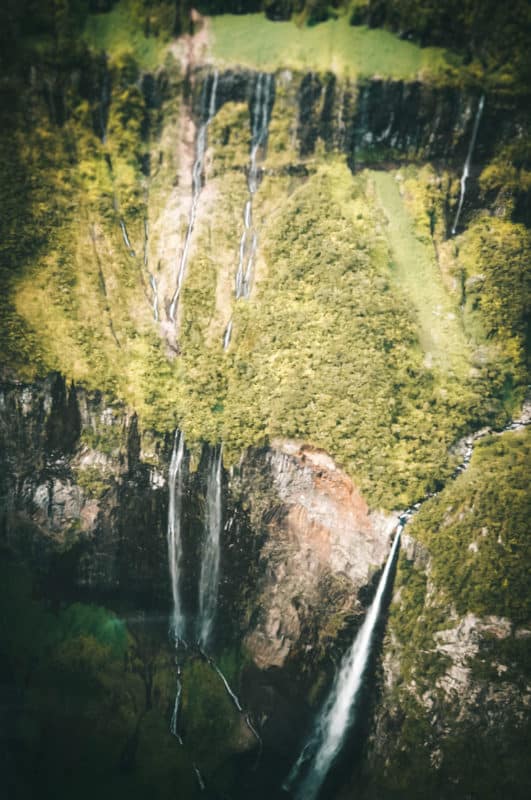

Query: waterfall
[169,70,219,323]
[193,764,206,791]
[119,218,135,257]
[170,667,183,744]
[149,273,159,322]
[197,446,223,648]
[284,528,402,800]
[210,658,243,712]
[451,94,485,236]
[168,431,186,642]
[224,72,273,349]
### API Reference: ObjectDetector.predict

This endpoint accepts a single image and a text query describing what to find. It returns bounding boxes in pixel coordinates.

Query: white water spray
[284,528,402,800]
[197,446,223,648]
[224,72,273,349]
[451,94,485,236]
[168,431,186,642]
[169,70,219,323]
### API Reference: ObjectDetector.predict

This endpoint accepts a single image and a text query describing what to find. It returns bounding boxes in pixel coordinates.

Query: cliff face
[0,375,395,718]
[0,374,170,605]
[350,426,531,800]
[2,11,530,798]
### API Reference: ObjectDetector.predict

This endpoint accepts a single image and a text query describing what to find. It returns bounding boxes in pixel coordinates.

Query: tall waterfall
[197,446,223,648]
[169,70,219,322]
[224,72,273,349]
[284,528,402,800]
[451,94,485,235]
[167,431,186,642]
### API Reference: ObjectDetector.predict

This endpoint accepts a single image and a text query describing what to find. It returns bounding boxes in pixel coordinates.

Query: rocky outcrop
[230,440,396,670]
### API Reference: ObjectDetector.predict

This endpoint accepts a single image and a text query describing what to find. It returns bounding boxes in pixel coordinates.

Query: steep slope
[0,3,530,799]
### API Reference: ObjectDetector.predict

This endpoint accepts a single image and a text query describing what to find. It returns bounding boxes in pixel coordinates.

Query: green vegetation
[453,216,531,383]
[211,13,453,79]
[173,153,506,507]
[371,170,470,375]
[0,555,241,799]
[0,0,528,513]
[411,428,531,622]
[82,1,171,70]
[367,426,531,798]
[350,0,531,91]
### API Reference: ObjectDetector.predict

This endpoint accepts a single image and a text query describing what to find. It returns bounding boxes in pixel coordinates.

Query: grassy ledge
[210,13,455,80]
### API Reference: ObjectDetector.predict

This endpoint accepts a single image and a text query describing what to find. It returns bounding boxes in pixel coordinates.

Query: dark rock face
[0,374,169,607]
[194,66,529,186]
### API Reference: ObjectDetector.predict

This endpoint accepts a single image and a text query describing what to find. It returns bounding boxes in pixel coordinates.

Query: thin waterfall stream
[169,70,219,323]
[224,72,273,349]
[167,431,186,744]
[451,94,485,235]
[167,431,186,644]
[197,445,223,648]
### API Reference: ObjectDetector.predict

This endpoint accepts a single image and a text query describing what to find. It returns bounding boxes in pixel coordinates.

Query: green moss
[74,465,113,498]
[181,657,242,767]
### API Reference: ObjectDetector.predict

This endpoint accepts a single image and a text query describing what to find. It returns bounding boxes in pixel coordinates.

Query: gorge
[0,2,530,799]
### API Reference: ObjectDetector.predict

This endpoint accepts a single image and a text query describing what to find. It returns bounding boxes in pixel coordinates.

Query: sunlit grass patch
[211,13,455,80]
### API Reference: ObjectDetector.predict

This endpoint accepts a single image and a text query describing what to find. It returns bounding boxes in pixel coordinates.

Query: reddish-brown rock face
[237,439,397,669]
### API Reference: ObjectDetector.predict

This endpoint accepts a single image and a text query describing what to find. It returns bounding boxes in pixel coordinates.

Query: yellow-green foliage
[173,155,506,507]
[454,216,531,379]
[375,428,531,796]
[2,15,527,512]
[410,428,531,622]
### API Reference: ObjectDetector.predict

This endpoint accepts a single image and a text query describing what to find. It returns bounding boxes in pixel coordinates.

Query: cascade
[170,666,183,744]
[168,431,186,642]
[451,94,485,235]
[210,658,243,712]
[224,72,273,349]
[193,764,206,791]
[119,218,135,256]
[169,70,219,323]
[284,528,402,800]
[149,274,159,322]
[197,446,223,648]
